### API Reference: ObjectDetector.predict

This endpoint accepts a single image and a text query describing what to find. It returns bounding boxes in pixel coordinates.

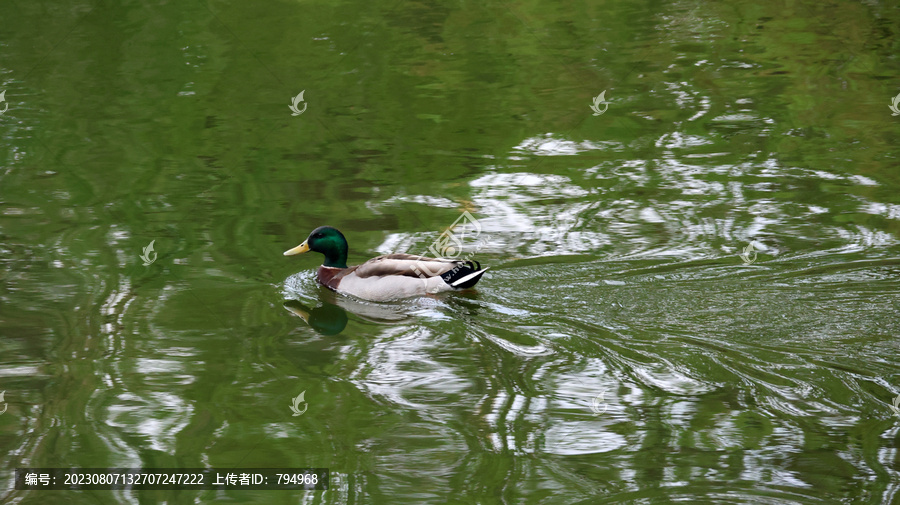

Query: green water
[2,0,900,503]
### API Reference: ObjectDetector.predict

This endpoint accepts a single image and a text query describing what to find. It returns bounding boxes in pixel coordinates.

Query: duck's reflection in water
[283,299,349,335]
[283,287,417,335]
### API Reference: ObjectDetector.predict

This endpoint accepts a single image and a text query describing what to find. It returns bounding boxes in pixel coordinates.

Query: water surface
[2,0,900,503]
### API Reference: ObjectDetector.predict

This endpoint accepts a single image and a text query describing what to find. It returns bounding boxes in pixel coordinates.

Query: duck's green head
[284,226,349,268]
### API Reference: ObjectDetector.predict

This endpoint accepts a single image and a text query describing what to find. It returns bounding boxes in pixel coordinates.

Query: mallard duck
[284,226,488,301]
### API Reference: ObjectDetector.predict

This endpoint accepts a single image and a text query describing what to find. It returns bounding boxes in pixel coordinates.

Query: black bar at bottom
[15,468,328,490]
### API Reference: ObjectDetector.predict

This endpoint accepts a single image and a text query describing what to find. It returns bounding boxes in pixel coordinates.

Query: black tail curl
[440,260,486,289]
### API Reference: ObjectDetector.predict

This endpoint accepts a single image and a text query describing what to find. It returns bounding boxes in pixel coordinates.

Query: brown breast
[317,266,351,290]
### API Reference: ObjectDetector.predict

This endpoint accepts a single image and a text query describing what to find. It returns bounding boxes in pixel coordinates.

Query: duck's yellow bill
[283,241,310,256]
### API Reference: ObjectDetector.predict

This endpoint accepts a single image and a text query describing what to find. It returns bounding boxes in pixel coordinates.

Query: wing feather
[353,254,459,279]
